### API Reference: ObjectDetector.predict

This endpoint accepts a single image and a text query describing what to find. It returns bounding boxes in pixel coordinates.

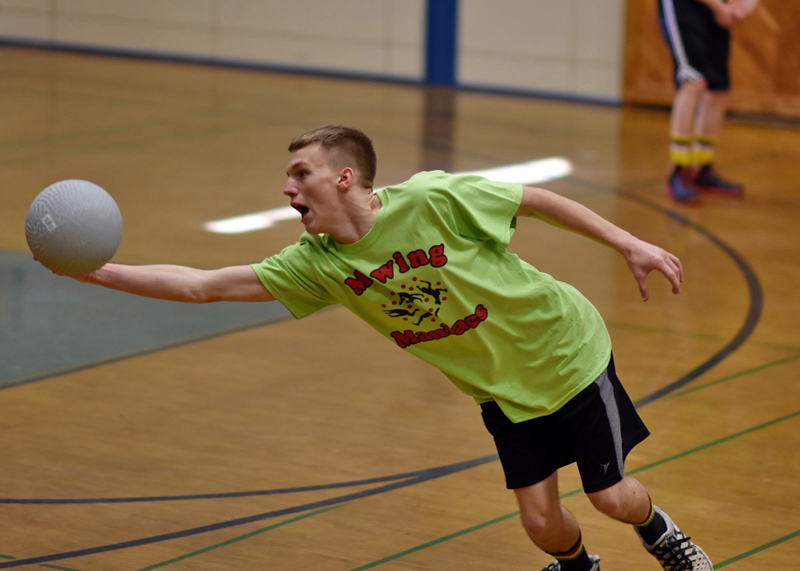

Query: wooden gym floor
[0,48,798,570]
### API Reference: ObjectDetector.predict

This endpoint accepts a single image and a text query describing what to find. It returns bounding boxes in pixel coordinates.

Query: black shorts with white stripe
[657,0,731,91]
[480,355,650,493]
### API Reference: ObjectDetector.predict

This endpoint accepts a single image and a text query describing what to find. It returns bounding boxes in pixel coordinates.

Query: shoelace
[651,532,703,571]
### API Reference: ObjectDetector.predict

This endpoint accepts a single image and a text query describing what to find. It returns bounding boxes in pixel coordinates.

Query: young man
[658,0,758,203]
[68,125,712,570]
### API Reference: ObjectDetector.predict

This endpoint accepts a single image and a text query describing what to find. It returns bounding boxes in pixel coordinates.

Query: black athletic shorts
[480,355,650,493]
[657,0,731,91]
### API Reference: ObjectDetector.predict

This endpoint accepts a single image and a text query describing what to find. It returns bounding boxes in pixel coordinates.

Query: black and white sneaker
[636,507,714,570]
[541,554,601,571]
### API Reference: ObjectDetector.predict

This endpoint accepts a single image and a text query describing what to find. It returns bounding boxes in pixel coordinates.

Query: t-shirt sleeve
[435,173,523,247]
[250,240,338,319]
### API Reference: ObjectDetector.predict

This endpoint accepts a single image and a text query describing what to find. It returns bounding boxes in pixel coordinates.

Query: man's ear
[336,167,356,191]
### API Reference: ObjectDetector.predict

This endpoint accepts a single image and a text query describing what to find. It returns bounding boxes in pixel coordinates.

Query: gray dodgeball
[25,179,123,276]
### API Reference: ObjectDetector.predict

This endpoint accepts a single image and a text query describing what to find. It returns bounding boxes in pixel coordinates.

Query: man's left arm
[516,185,683,301]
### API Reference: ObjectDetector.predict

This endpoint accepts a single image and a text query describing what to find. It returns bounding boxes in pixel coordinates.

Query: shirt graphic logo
[382,277,447,327]
[383,306,440,327]
[343,244,447,295]
[417,279,448,305]
[341,243,489,349]
[390,304,488,349]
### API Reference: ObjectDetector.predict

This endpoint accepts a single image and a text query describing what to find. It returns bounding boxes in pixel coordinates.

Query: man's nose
[283,182,297,196]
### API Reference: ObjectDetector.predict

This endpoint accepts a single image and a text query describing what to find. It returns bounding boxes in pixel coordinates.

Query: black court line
[0,460,499,505]
[349,410,800,570]
[0,180,764,568]
[566,178,764,407]
[621,194,763,407]
[0,455,498,569]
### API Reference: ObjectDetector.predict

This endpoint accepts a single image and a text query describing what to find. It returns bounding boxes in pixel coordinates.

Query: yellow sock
[692,136,716,166]
[669,135,693,167]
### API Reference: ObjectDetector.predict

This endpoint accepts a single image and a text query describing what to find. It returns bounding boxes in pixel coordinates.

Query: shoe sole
[694,184,744,197]
[692,543,715,570]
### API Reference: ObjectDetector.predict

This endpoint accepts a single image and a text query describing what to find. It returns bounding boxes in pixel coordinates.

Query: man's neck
[331,190,382,244]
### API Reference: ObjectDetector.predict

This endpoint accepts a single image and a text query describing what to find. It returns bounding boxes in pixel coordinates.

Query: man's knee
[586,477,650,522]
[518,505,564,542]
[519,509,550,538]
[587,486,627,518]
[680,77,709,94]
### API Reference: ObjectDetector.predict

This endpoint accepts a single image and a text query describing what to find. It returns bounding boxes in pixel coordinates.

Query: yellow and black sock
[669,134,693,168]
[547,533,594,571]
[692,136,716,167]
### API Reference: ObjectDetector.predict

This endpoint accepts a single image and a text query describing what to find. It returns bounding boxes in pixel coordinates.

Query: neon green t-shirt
[251,171,611,422]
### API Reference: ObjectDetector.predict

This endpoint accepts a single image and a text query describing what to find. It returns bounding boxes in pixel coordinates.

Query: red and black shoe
[693,164,744,197]
[666,166,700,204]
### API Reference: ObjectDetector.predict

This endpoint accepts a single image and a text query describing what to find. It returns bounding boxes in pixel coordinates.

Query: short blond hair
[289,125,377,188]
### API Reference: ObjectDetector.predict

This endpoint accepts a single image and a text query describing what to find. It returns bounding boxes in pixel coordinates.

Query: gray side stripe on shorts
[595,369,624,481]
[660,0,704,83]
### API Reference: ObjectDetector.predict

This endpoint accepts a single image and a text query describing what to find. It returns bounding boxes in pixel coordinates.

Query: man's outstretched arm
[70,263,275,303]
[516,185,683,301]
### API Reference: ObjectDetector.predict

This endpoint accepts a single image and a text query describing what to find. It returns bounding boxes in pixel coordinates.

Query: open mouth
[292,204,310,219]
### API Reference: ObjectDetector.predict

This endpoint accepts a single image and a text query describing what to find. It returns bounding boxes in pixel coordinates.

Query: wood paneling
[624,0,800,118]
